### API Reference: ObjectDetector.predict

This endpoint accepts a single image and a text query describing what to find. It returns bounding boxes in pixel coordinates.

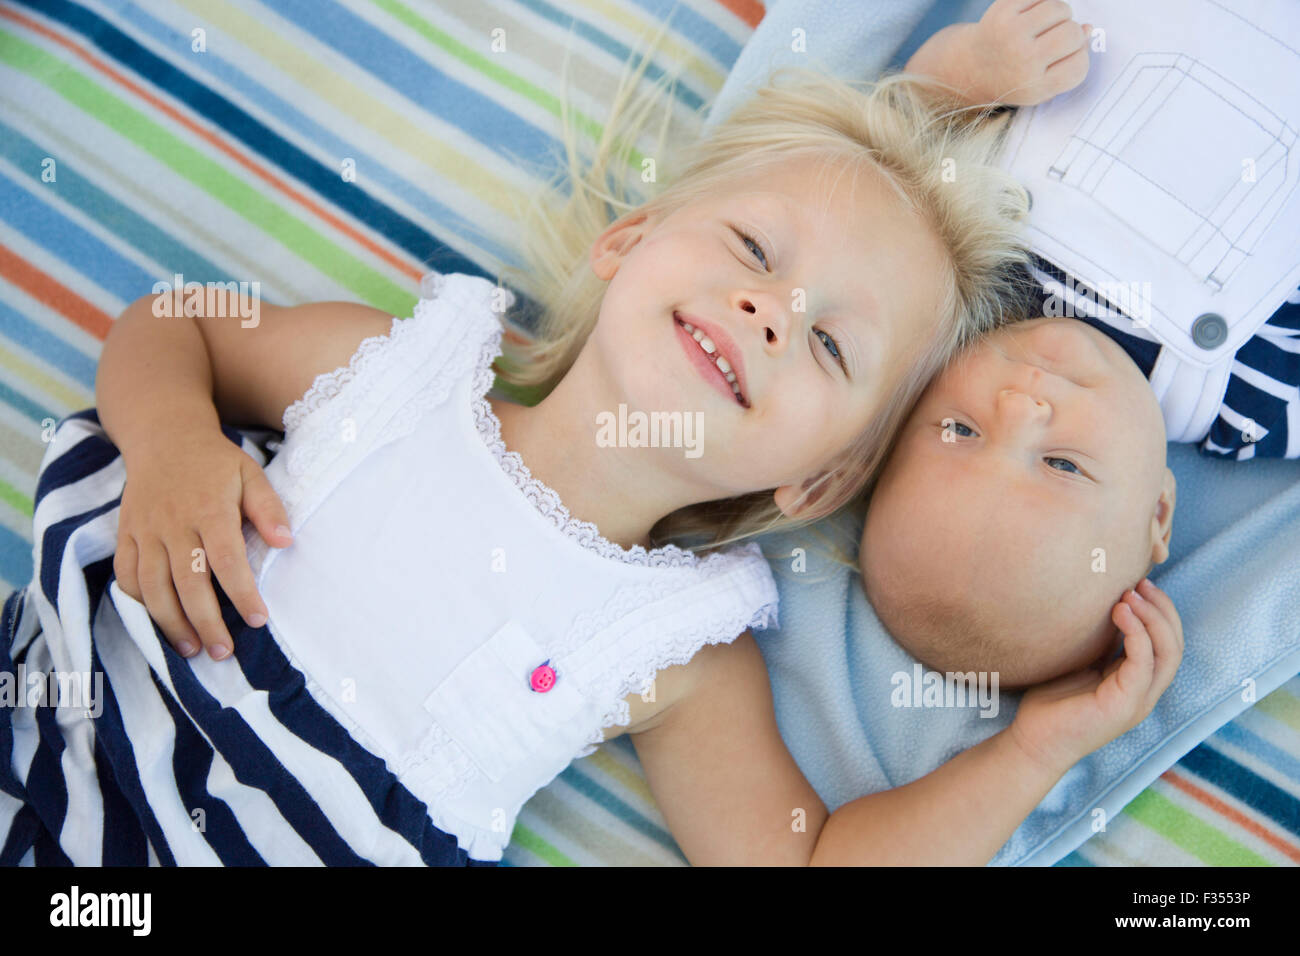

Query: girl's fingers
[113,534,141,603]
[240,459,293,550]
[1136,586,1183,707]
[1095,624,1125,666]
[1124,586,1174,657]
[136,539,201,657]
[198,518,268,630]
[1120,588,1180,713]
[1137,579,1184,652]
[168,534,234,661]
[1100,639,1127,681]
[1108,598,1156,714]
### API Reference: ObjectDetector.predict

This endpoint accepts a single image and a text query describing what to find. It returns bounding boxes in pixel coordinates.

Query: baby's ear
[1149,467,1177,565]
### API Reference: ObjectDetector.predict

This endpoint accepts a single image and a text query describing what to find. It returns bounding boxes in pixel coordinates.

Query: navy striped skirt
[0,411,496,866]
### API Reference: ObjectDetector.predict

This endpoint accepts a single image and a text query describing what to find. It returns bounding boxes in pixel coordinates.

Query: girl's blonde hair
[495,53,1034,569]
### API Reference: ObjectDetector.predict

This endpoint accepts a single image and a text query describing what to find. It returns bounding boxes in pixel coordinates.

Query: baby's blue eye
[1046,457,1081,474]
[946,421,1083,475]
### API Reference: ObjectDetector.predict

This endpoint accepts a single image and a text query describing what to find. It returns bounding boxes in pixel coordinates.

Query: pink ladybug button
[529,660,557,693]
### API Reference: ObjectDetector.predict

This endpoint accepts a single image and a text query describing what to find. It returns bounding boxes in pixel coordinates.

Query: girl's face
[584,151,952,515]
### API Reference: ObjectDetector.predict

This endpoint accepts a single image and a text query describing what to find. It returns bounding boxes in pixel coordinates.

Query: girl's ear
[590,212,656,280]
[772,472,833,521]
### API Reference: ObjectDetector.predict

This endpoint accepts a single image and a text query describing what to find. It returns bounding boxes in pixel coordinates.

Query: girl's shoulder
[281,273,509,436]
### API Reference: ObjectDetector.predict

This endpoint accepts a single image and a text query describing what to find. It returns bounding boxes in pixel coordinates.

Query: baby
[861,314,1177,689]
[857,0,1300,691]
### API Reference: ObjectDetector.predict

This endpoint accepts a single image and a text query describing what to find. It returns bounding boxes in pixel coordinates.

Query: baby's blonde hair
[494,55,1034,566]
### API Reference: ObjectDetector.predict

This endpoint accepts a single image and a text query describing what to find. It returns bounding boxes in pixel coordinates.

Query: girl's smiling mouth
[674,312,750,408]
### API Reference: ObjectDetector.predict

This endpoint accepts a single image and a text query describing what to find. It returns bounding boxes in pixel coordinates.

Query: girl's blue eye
[946,421,1082,474]
[815,329,846,370]
[735,228,769,270]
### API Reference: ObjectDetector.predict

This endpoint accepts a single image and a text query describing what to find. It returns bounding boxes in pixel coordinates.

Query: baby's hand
[1008,578,1184,776]
[966,0,1093,106]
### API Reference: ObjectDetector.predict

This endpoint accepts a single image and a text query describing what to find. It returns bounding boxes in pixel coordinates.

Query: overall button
[1191,313,1227,349]
[529,661,557,693]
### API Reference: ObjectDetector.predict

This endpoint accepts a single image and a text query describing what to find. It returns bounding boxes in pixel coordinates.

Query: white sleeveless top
[240,272,780,861]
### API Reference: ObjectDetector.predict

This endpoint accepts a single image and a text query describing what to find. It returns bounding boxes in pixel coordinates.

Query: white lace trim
[279,273,447,437]
[394,719,479,806]
[572,591,780,758]
[280,316,418,489]
[280,297,422,435]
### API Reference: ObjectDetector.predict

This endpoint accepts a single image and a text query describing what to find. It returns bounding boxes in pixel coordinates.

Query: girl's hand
[1008,578,1184,776]
[114,430,293,661]
[965,0,1093,107]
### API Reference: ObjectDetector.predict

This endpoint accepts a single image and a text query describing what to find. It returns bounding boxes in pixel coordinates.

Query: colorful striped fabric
[0,0,1294,867]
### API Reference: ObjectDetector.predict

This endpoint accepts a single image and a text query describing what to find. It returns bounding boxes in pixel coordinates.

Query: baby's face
[861,316,1176,684]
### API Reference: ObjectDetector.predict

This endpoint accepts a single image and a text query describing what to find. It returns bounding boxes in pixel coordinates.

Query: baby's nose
[998,387,1052,425]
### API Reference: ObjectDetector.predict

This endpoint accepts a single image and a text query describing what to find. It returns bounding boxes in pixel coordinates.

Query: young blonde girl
[1,53,1176,865]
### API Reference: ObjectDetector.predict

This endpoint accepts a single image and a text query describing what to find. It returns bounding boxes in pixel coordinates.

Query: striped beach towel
[0,0,1295,866]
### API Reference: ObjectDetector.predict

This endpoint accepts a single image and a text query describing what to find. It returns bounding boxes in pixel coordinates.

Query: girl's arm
[98,291,397,456]
[808,725,1060,865]
[631,580,1181,865]
[631,633,1050,865]
[904,0,1093,107]
[96,289,397,658]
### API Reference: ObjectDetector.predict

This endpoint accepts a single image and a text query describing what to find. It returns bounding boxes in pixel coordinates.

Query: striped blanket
[0,0,1295,866]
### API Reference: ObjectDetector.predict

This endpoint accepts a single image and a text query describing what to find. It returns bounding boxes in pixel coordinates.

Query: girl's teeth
[679,317,744,404]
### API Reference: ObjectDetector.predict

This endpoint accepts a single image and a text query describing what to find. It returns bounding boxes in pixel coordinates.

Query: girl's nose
[733,289,789,344]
